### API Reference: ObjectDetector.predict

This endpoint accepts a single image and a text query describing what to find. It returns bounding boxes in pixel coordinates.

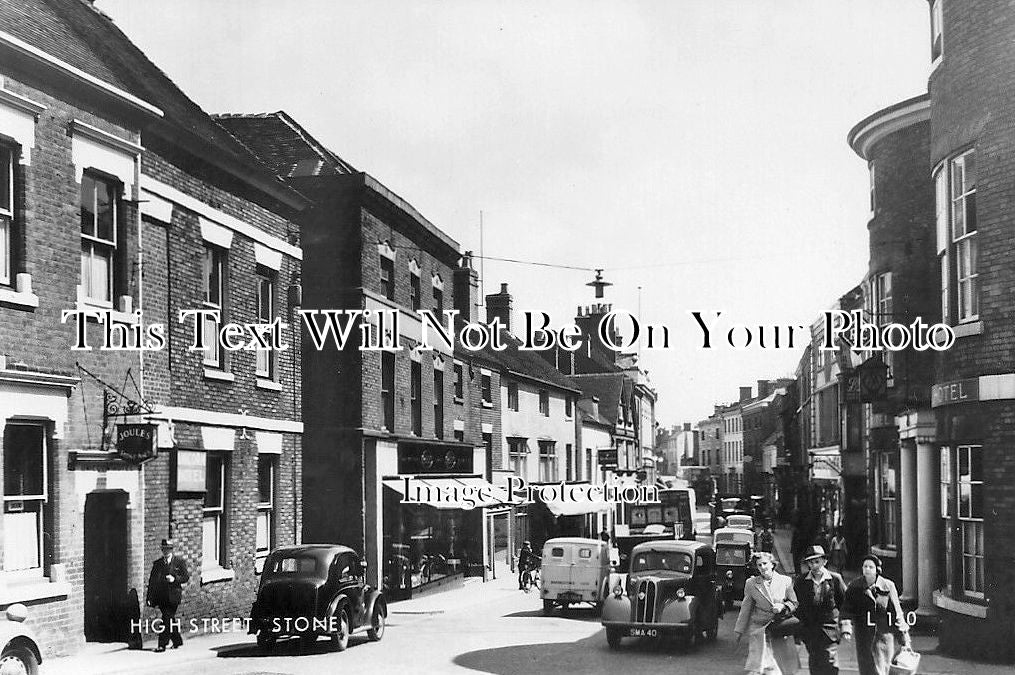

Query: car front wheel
[331,608,350,652]
[0,645,39,675]
[367,604,386,641]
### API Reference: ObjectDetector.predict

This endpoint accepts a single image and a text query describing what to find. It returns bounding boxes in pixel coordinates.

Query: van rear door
[570,543,603,598]
[542,543,571,593]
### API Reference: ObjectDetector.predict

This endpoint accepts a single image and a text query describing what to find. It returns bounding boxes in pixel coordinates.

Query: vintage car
[249,545,386,652]
[601,540,722,649]
[725,514,754,531]
[713,527,756,610]
[540,538,611,614]
[0,604,42,675]
[710,495,754,531]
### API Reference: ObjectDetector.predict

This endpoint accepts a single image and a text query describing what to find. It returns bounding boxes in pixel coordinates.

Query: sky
[95,0,932,427]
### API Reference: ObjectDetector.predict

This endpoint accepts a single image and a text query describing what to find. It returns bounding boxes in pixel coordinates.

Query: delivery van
[540,537,611,615]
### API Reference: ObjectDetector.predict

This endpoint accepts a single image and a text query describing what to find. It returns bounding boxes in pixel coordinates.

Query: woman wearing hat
[841,554,911,675]
[734,551,800,675]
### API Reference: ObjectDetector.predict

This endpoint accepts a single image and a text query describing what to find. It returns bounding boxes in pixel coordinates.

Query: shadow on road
[503,607,601,622]
[212,634,371,658]
[453,624,746,675]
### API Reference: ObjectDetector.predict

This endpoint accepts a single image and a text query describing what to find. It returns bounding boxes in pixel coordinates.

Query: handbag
[766,608,801,638]
[888,646,921,675]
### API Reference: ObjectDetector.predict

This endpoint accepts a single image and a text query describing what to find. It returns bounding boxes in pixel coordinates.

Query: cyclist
[517,541,539,589]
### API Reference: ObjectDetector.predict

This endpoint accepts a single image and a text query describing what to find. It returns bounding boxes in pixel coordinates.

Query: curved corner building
[847,93,935,615]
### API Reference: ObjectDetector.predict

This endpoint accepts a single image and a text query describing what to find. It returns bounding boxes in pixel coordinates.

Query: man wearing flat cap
[146,538,190,652]
[793,545,851,674]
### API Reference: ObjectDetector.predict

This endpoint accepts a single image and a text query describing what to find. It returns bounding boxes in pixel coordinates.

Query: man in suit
[794,545,852,675]
[146,538,190,652]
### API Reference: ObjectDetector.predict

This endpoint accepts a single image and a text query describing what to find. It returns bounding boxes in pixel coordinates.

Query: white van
[540,537,612,615]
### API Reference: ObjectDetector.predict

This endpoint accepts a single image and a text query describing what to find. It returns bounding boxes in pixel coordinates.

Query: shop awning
[544,497,613,517]
[383,476,511,510]
[543,499,613,517]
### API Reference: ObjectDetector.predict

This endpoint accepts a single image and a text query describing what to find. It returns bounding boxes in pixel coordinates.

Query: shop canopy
[543,498,614,518]
[383,476,512,510]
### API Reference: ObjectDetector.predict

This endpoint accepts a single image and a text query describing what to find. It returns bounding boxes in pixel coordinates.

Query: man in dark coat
[794,545,852,675]
[146,538,190,652]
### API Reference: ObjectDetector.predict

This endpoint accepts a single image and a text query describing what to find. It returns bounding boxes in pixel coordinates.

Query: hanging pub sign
[842,357,889,403]
[115,423,157,463]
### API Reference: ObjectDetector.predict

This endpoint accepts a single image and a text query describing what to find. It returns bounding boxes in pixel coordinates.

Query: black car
[601,540,723,649]
[249,545,386,652]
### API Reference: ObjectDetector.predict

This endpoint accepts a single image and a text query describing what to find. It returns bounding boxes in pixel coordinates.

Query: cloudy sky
[96,0,932,426]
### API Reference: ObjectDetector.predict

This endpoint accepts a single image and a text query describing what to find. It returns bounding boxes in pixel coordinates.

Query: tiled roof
[569,373,628,426]
[215,112,356,178]
[462,325,580,394]
[8,0,300,201]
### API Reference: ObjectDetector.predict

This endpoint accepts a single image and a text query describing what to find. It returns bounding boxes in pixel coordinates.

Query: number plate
[627,627,658,638]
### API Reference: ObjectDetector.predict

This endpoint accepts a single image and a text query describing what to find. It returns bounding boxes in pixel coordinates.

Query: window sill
[952,321,983,339]
[0,578,71,604]
[256,378,283,392]
[0,287,38,309]
[453,396,464,404]
[204,369,235,383]
[482,401,493,409]
[201,567,235,585]
[75,301,138,325]
[933,589,987,618]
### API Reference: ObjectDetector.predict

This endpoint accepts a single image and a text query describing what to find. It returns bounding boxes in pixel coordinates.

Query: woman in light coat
[734,552,801,675]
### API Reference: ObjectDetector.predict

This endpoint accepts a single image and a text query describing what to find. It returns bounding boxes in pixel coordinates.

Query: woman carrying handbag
[734,551,801,675]
[841,554,914,675]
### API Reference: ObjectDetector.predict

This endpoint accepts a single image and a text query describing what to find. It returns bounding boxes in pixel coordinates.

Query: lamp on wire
[586,269,612,298]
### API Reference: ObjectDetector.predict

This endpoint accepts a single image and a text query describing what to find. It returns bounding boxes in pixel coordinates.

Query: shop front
[370,440,507,600]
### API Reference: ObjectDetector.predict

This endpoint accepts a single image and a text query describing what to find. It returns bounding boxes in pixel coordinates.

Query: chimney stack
[453,252,480,323]
[683,422,691,431]
[757,380,771,399]
[485,283,512,332]
[739,386,753,402]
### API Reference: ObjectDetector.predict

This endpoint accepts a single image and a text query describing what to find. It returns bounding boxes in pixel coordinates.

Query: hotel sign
[931,378,979,408]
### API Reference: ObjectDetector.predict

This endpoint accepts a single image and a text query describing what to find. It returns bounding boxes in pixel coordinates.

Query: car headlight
[613,585,624,598]
[726,570,734,579]
[675,588,686,600]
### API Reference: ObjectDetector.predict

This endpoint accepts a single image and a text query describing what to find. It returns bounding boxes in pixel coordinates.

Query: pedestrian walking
[829,529,848,572]
[793,545,851,675]
[840,554,911,675]
[734,552,800,675]
[145,538,190,652]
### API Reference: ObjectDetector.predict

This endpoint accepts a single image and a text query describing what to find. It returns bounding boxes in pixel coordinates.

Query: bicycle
[520,563,540,592]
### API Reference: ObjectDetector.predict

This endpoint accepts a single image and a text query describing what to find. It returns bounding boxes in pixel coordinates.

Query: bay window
[941,445,984,598]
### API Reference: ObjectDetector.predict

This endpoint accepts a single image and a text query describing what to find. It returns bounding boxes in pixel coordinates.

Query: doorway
[84,490,130,642]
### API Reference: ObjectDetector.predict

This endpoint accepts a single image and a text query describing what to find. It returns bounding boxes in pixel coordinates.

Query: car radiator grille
[634,579,657,623]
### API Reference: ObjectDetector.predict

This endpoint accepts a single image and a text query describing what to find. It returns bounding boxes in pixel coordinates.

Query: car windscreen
[631,551,693,574]
[266,554,320,577]
[716,546,748,565]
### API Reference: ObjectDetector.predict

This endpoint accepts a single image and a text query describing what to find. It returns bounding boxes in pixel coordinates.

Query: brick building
[920,0,1015,660]
[847,93,937,604]
[217,111,504,598]
[0,0,305,656]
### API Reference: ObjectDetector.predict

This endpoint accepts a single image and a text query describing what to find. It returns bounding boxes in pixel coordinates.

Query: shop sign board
[175,450,206,493]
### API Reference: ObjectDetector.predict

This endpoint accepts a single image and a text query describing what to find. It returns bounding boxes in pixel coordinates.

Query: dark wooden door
[84,490,129,642]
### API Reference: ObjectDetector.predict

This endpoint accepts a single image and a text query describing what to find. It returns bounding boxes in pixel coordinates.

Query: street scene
[1,0,1015,674]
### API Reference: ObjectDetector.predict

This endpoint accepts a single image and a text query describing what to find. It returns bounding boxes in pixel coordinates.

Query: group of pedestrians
[734,544,912,675]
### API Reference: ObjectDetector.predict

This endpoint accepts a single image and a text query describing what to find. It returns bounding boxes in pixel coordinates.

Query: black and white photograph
[0,1,1010,673]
